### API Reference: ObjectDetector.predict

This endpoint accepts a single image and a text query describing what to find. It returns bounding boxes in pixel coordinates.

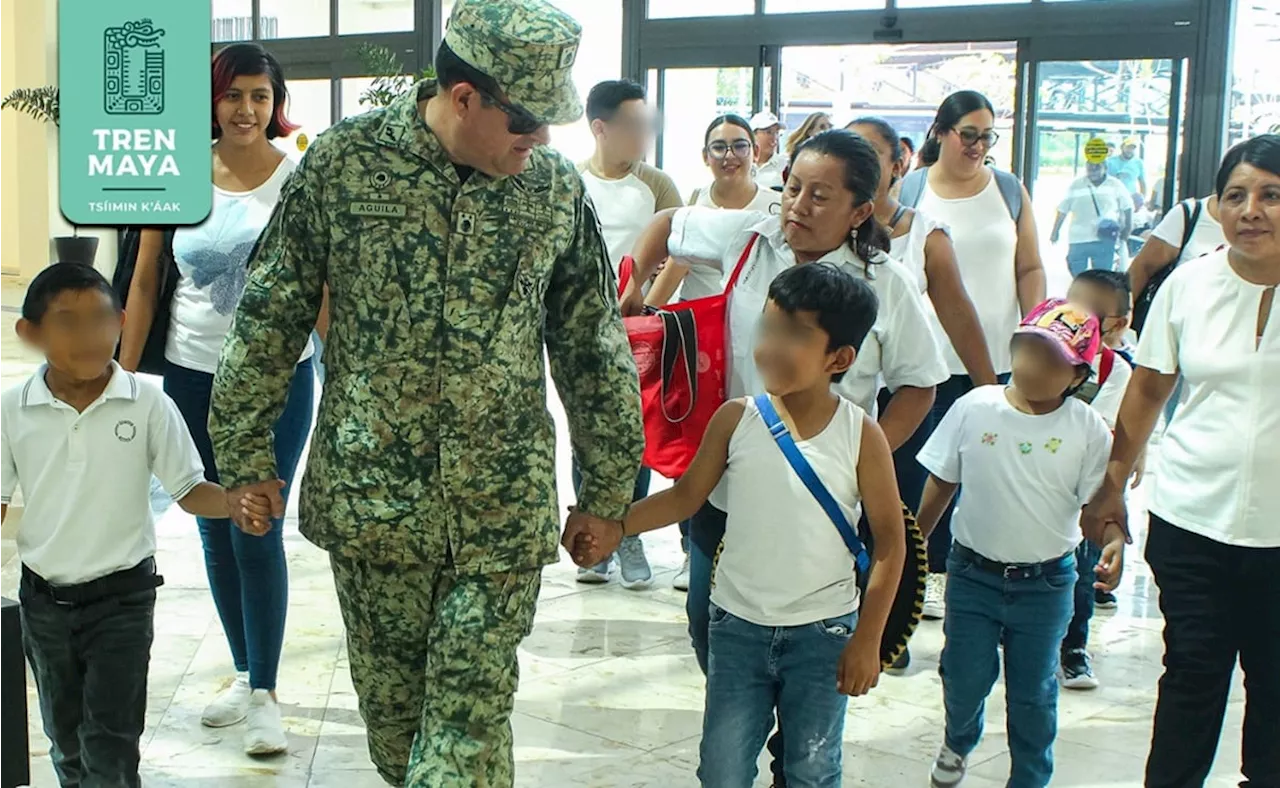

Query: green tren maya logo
[104,19,165,115]
[59,0,210,225]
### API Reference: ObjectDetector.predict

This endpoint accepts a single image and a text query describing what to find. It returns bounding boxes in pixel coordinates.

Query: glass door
[1022,57,1183,294]
[780,42,1019,169]
[641,47,767,201]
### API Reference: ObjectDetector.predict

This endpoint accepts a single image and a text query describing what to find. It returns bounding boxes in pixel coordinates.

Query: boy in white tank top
[570,264,906,787]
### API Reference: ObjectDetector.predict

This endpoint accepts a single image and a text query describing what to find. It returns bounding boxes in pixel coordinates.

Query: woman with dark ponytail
[622,129,948,785]
[895,91,1046,621]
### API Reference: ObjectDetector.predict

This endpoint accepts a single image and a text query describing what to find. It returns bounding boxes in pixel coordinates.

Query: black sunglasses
[478,89,545,135]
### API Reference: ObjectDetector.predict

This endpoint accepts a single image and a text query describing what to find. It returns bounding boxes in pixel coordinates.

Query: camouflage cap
[443,0,583,127]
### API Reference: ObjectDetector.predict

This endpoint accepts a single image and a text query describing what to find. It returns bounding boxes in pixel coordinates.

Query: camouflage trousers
[329,554,541,787]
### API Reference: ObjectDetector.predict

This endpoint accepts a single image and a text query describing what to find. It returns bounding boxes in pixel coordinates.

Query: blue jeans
[164,359,314,691]
[20,577,155,788]
[1063,540,1100,652]
[698,604,855,788]
[924,374,1010,573]
[687,502,727,674]
[1066,239,1118,276]
[940,547,1076,788]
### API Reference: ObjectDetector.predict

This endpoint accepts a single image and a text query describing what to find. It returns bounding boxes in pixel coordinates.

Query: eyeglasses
[706,140,753,160]
[955,128,999,149]
[478,89,545,136]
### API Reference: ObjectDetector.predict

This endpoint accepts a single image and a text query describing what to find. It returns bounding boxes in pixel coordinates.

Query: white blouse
[1135,249,1280,548]
[668,206,949,416]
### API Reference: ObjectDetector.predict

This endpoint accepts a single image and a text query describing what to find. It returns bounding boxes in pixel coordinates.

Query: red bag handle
[724,234,760,293]
[617,256,634,299]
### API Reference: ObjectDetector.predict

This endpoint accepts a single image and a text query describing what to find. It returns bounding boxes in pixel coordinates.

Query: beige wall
[1,0,116,284]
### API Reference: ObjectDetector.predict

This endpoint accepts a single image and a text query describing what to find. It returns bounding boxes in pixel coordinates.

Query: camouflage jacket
[208,81,643,571]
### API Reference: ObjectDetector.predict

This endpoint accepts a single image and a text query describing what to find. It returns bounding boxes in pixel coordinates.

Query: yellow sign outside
[1084,137,1109,164]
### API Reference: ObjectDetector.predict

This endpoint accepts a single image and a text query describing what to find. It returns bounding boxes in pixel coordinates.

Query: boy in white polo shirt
[1,263,276,788]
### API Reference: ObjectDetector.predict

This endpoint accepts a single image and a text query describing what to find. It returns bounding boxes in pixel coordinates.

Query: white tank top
[917,172,1020,375]
[711,396,864,627]
[680,184,783,301]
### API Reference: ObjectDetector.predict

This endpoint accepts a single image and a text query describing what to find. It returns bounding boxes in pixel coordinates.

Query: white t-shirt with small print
[917,385,1112,563]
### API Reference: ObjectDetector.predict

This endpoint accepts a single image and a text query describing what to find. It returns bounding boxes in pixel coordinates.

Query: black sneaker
[1095,589,1118,609]
[1060,648,1099,690]
[886,647,910,676]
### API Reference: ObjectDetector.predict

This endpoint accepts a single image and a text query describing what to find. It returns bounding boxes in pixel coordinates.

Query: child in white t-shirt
[1058,270,1144,689]
[0,264,277,788]
[571,264,906,787]
[915,298,1126,788]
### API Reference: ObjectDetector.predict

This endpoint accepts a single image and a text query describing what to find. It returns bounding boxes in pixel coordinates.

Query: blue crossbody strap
[753,395,870,573]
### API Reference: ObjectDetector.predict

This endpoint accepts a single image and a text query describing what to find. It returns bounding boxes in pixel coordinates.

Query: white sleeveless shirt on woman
[710,396,865,627]
[917,172,1020,375]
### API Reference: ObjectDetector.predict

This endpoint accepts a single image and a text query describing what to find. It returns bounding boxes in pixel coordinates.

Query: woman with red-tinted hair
[119,42,321,756]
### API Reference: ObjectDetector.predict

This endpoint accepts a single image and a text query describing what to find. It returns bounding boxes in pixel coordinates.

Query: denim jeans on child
[20,574,156,788]
[698,604,856,788]
[164,359,314,691]
[1063,540,1101,653]
[940,546,1076,788]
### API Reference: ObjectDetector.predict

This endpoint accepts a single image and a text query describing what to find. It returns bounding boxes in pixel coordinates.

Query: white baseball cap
[749,111,785,131]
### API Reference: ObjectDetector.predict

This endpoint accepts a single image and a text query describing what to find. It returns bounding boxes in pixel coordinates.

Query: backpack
[898,166,1024,222]
[1074,345,1121,406]
[111,227,178,376]
[1132,199,1201,335]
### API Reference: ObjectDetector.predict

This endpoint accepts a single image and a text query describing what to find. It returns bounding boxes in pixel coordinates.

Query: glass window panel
[1228,1,1280,148]
[780,43,1017,169]
[339,0,414,34]
[1026,59,1176,294]
[212,0,253,42]
[765,0,884,11]
[896,0,1026,7]
[340,77,380,120]
[278,79,334,163]
[259,0,329,39]
[659,67,755,201]
[647,0,754,19]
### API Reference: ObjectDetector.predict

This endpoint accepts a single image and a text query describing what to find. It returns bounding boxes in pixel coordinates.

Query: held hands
[837,631,881,697]
[1081,482,1131,547]
[228,480,286,537]
[1093,530,1127,593]
[561,507,624,567]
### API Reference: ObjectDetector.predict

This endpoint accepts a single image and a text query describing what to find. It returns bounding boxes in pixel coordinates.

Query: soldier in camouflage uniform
[207,1,644,785]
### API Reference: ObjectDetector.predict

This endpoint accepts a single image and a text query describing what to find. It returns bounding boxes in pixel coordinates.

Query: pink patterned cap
[1016,298,1101,366]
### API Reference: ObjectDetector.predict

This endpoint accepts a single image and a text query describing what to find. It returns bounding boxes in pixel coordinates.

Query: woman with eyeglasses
[647,114,782,306]
[900,90,1046,621]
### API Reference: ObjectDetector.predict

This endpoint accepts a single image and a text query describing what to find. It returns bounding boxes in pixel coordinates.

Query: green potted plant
[2,86,100,267]
[352,43,435,109]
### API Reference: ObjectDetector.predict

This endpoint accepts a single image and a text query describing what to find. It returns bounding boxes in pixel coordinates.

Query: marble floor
[0,284,1253,788]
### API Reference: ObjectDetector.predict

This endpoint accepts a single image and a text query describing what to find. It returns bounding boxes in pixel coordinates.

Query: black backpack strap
[1177,199,1202,263]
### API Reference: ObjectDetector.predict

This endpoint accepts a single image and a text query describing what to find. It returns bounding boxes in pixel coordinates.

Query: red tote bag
[616,236,759,478]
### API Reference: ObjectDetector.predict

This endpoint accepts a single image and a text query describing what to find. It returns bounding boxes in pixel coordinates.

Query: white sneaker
[617,536,653,590]
[201,672,250,728]
[923,573,947,621]
[930,744,968,787]
[244,689,289,756]
[576,559,612,584]
[673,554,691,592]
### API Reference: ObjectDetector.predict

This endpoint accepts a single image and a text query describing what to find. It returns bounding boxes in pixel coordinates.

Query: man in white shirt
[1050,162,1133,276]
[575,79,684,590]
[750,111,787,192]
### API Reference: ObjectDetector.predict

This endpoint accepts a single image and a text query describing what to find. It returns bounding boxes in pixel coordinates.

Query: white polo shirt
[1135,249,1280,548]
[1,362,207,584]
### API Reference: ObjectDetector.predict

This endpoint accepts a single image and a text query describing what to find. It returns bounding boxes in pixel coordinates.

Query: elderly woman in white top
[1083,134,1280,788]
[622,128,948,785]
